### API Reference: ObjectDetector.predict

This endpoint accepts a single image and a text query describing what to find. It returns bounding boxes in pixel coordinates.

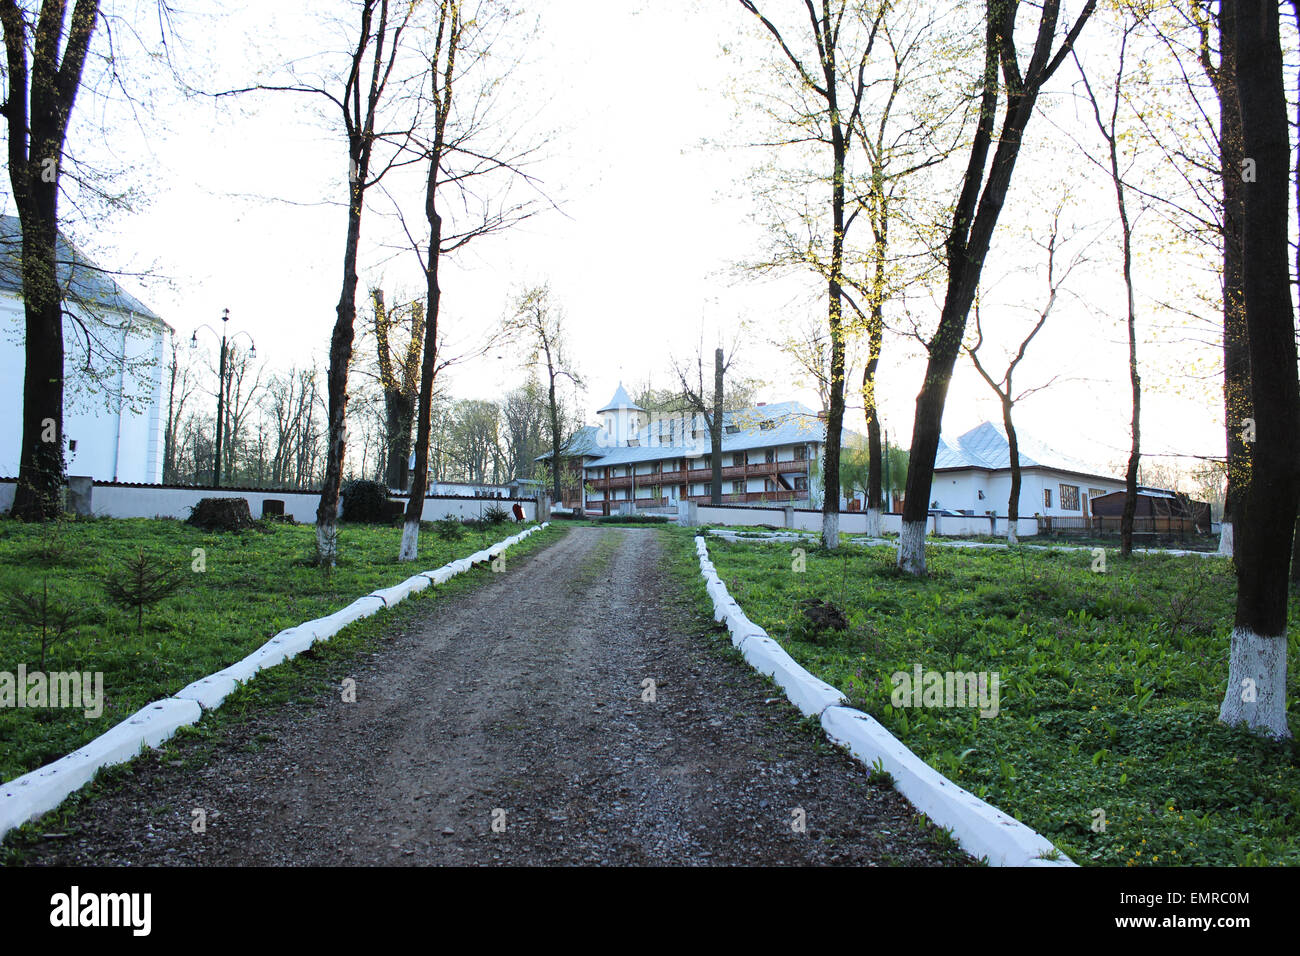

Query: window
[795,476,809,492]
[732,454,744,468]
[765,448,775,464]
[794,445,807,461]
[725,424,740,434]
[759,420,775,431]
[1089,487,1107,501]
[1059,484,1080,511]
[1043,488,1053,509]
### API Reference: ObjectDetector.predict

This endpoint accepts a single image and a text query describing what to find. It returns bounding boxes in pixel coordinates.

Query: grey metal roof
[596,382,645,414]
[0,215,165,325]
[535,424,604,462]
[935,421,1117,480]
[579,401,856,468]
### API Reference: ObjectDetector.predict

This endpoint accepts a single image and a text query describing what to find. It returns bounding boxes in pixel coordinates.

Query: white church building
[0,216,170,484]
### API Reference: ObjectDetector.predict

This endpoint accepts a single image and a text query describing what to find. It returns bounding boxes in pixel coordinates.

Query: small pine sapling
[1,579,90,670]
[103,549,188,635]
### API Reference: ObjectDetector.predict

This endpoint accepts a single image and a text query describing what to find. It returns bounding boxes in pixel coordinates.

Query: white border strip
[705,528,1220,559]
[694,534,1073,868]
[0,523,550,840]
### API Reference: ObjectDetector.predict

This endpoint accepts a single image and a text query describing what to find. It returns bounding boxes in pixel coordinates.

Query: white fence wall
[0,480,536,524]
[693,504,1038,539]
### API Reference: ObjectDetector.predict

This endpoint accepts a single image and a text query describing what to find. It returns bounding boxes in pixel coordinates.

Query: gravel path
[15,526,971,866]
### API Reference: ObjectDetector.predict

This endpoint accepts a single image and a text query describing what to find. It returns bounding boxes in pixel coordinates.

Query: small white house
[0,215,171,484]
[931,421,1128,519]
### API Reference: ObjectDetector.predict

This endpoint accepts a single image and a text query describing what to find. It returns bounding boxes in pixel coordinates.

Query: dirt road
[17,526,969,866]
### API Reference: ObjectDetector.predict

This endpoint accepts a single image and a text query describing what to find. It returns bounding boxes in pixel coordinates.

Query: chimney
[756,402,766,407]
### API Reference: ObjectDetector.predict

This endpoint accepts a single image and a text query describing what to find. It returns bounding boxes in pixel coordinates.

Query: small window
[1044,488,1053,509]
[794,445,807,461]
[765,448,775,464]
[759,420,775,431]
[732,454,744,468]
[795,476,809,492]
[725,424,740,434]
[1060,484,1080,511]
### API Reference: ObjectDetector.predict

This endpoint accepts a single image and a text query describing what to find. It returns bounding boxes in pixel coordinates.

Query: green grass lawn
[0,515,548,783]
[693,530,1300,866]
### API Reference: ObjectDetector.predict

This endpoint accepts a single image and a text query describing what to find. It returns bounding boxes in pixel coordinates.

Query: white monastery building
[556,385,1129,519]
[0,216,170,484]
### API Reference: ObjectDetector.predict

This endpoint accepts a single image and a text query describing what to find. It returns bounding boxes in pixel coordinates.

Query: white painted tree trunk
[315,520,338,567]
[1218,625,1292,740]
[821,510,839,550]
[1007,521,1018,546]
[897,520,927,575]
[864,506,882,538]
[1217,520,1233,557]
[398,520,420,562]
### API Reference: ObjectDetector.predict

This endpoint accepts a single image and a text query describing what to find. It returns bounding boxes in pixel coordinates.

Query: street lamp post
[192,309,256,488]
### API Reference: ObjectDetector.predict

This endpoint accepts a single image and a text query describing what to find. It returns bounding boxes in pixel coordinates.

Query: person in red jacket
[511,501,525,522]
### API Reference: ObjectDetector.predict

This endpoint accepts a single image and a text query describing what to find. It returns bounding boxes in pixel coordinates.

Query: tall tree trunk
[710,347,723,505]
[1004,397,1021,546]
[1118,189,1140,560]
[11,203,64,519]
[3,0,101,521]
[547,366,562,505]
[383,391,414,490]
[402,201,442,561]
[316,172,365,564]
[1218,0,1299,740]
[821,80,847,552]
[896,0,1093,575]
[862,217,885,539]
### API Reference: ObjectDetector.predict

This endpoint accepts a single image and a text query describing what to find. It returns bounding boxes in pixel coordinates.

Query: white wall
[932,468,1127,519]
[0,293,168,483]
[0,479,536,523]
[693,504,1038,538]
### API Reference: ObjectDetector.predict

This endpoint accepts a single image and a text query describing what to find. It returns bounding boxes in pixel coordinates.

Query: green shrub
[434,515,466,541]
[484,503,510,525]
[340,479,389,524]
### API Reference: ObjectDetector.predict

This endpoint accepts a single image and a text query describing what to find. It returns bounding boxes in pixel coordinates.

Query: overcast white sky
[4,0,1230,482]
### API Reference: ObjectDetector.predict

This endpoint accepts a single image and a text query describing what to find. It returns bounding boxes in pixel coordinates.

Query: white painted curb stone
[174,672,241,710]
[694,535,1074,868]
[0,698,201,835]
[0,524,553,841]
[821,705,1069,867]
[736,634,846,718]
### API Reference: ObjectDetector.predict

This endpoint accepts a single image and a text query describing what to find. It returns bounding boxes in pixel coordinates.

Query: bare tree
[738,0,888,548]
[966,212,1082,543]
[1073,19,1147,558]
[399,0,545,562]
[673,343,737,505]
[366,288,423,490]
[896,0,1096,575]
[162,337,199,483]
[503,285,583,507]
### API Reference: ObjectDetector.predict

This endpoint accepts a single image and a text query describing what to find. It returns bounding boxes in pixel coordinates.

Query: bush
[340,479,390,524]
[484,503,510,525]
[187,497,255,532]
[434,515,466,541]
